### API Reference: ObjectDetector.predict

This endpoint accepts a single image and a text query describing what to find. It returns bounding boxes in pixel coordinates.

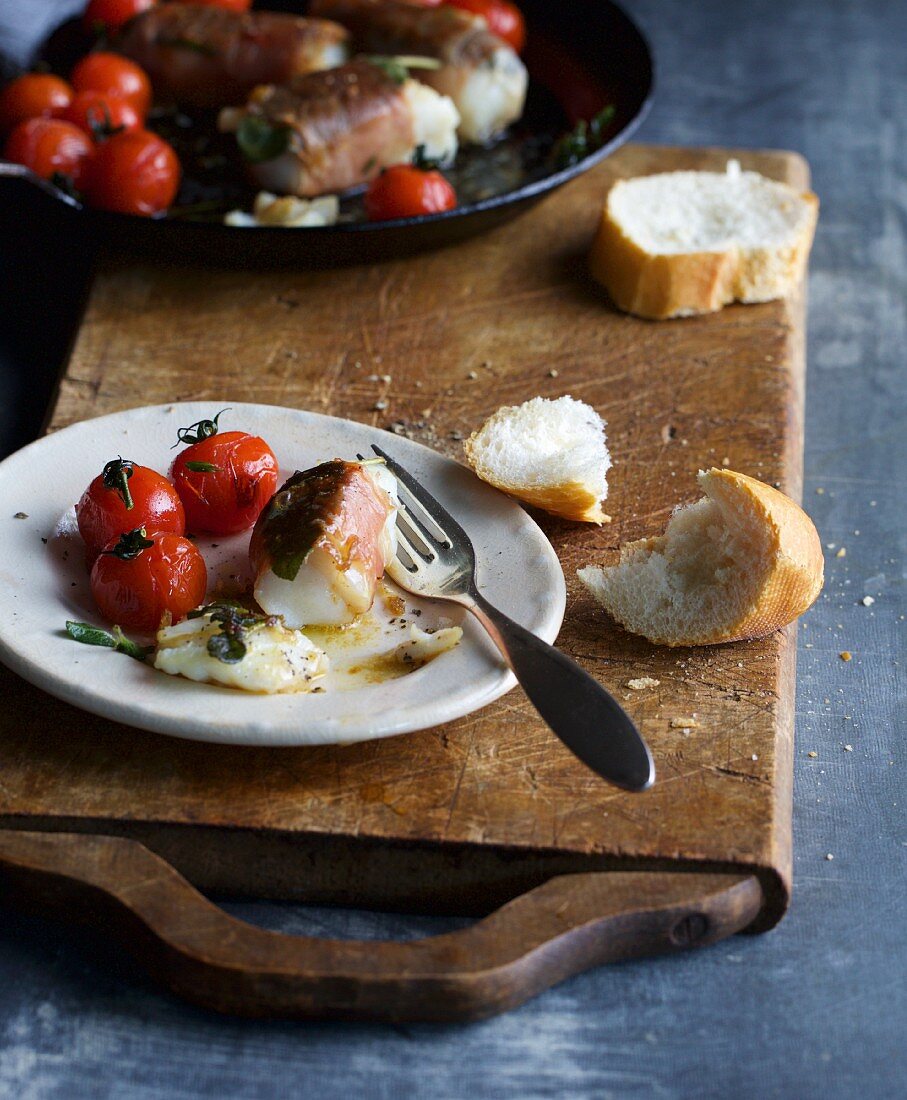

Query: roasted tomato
[445,0,525,51]
[170,411,280,535]
[83,0,157,35]
[62,90,143,137]
[85,128,180,215]
[76,457,186,560]
[0,74,73,134]
[90,527,207,632]
[71,52,152,116]
[3,117,93,188]
[364,163,457,221]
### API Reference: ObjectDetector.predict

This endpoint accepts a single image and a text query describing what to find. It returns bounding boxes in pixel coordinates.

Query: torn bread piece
[464,396,611,524]
[578,468,824,646]
[590,160,819,320]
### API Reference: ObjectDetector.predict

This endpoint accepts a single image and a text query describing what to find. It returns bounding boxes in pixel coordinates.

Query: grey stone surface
[0,1,905,1097]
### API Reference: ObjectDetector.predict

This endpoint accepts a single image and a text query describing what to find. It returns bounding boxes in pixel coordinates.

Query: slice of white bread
[463,396,611,524]
[578,468,824,646]
[589,160,819,320]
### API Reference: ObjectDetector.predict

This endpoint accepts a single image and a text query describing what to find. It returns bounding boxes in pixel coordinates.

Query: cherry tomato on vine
[62,90,142,137]
[76,457,186,560]
[3,118,93,188]
[90,527,207,633]
[71,53,152,116]
[446,0,525,51]
[0,74,73,134]
[364,163,457,221]
[83,0,157,35]
[85,128,180,215]
[170,411,279,536]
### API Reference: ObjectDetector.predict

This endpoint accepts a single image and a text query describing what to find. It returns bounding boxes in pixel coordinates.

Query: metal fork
[371,445,655,792]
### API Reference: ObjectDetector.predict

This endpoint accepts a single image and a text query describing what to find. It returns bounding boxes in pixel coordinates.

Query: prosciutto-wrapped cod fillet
[309,0,527,142]
[115,3,350,108]
[219,59,459,197]
[250,459,399,627]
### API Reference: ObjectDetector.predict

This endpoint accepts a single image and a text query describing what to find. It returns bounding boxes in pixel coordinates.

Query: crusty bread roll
[589,161,819,320]
[463,396,611,524]
[578,468,824,646]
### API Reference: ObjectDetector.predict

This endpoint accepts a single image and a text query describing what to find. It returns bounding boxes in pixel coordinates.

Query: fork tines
[370,445,460,555]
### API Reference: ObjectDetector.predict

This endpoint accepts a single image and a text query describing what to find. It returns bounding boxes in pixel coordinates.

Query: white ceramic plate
[0,403,565,746]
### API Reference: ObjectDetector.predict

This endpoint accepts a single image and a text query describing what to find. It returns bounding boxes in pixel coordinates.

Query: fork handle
[464,591,654,791]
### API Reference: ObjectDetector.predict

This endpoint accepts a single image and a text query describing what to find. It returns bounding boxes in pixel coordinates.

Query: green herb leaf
[185,461,221,473]
[66,620,152,661]
[236,117,291,164]
[365,55,441,85]
[190,602,277,664]
[552,105,617,170]
[207,630,247,664]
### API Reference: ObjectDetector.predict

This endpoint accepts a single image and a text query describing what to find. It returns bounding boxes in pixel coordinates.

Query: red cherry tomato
[0,74,73,134]
[83,0,157,34]
[184,0,253,10]
[364,164,457,221]
[3,118,93,188]
[85,128,180,215]
[171,416,279,535]
[90,528,207,633]
[62,90,142,137]
[71,53,152,116]
[445,0,525,51]
[76,458,186,561]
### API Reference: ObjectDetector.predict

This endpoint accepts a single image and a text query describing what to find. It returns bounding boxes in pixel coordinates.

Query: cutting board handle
[0,829,762,1022]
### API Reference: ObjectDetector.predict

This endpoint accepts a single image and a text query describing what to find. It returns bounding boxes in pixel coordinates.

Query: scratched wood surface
[0,144,809,930]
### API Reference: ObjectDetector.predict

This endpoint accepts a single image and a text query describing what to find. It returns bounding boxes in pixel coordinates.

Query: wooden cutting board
[0,144,809,1021]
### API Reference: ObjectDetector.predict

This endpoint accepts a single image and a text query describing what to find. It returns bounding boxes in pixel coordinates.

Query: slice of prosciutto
[250,460,399,628]
[309,0,527,143]
[115,4,350,109]
[218,59,459,197]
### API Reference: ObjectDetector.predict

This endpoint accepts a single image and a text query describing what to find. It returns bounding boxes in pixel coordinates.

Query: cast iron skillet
[0,0,653,267]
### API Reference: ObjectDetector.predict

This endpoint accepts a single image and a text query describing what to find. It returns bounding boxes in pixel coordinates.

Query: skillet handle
[0,829,762,1022]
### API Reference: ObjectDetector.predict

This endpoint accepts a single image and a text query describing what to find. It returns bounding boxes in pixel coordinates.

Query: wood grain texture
[0,830,762,1021]
[0,144,809,932]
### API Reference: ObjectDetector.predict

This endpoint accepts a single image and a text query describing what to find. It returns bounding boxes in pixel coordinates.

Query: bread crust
[580,469,824,646]
[589,178,819,321]
[463,432,609,523]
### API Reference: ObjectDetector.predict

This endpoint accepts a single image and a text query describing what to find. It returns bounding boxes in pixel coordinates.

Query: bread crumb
[807,751,818,758]
[816,487,825,495]
[836,547,846,558]
[467,370,478,380]
[373,400,388,411]
[825,853,834,861]
[548,369,559,378]
[844,744,853,752]
[670,716,699,729]
[861,596,875,606]
[839,651,852,662]
[721,456,730,466]
[627,677,660,690]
